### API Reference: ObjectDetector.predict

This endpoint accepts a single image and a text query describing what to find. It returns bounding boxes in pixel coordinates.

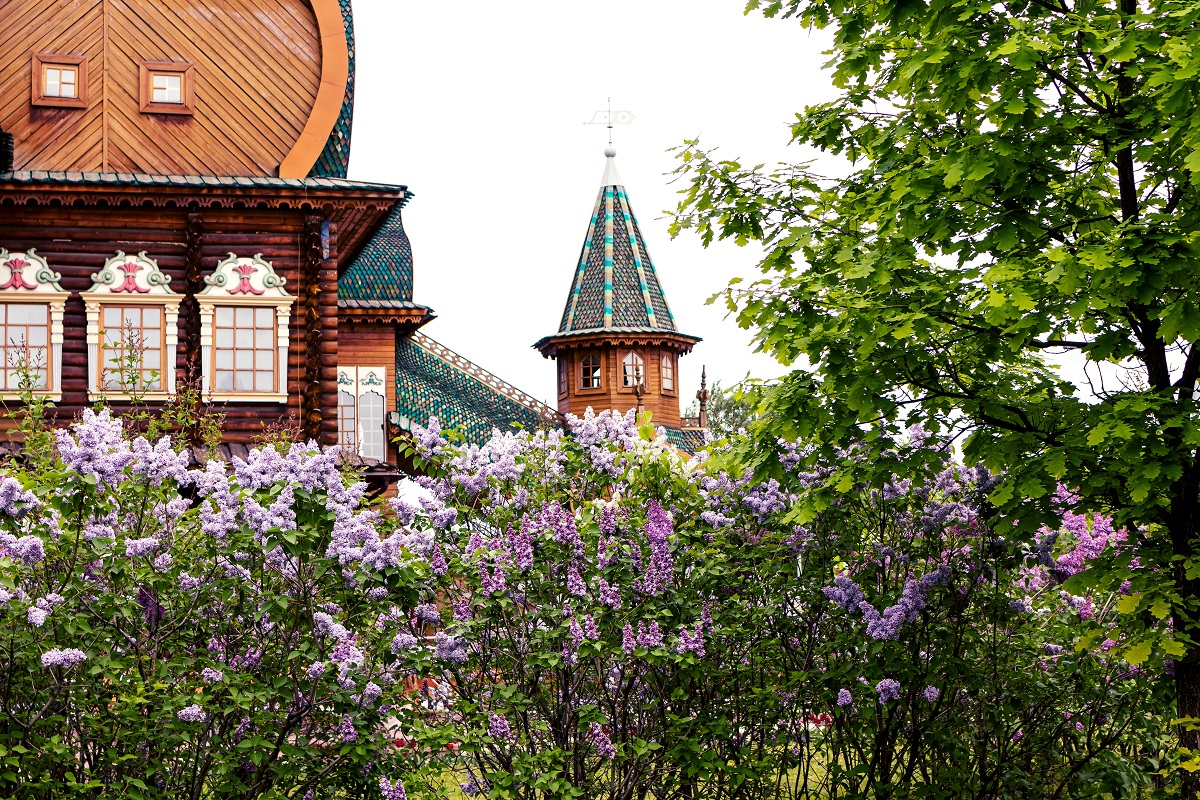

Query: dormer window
[152,74,182,104]
[32,54,87,109]
[139,61,195,115]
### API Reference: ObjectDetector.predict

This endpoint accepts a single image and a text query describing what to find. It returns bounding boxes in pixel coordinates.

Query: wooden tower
[535,147,700,430]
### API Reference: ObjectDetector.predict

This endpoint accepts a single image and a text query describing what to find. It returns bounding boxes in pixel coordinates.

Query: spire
[556,146,680,334]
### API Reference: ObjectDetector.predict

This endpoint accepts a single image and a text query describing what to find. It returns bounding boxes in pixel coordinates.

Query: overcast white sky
[346,1,838,411]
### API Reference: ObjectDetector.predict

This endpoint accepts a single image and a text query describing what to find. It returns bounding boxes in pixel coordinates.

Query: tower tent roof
[556,148,682,335]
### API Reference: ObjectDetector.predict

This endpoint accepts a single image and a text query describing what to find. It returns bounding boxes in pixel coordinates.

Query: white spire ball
[604,146,617,158]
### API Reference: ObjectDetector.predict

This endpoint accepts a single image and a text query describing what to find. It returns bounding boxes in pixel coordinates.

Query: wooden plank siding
[0,0,321,176]
[0,205,340,444]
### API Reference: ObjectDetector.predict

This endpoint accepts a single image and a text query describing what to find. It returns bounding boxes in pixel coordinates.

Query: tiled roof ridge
[410,332,562,427]
[0,170,405,192]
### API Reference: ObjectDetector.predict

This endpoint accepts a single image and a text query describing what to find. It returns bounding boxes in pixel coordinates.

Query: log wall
[0,204,339,444]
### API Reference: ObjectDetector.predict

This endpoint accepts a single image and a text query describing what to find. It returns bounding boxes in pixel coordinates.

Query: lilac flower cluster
[589,722,616,759]
[55,409,136,489]
[177,704,208,723]
[41,648,87,669]
[876,679,901,703]
[639,500,675,596]
[380,777,407,800]
[0,476,38,517]
[488,712,512,741]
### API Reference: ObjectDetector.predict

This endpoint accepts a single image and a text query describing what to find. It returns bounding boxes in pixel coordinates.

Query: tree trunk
[1172,464,1200,800]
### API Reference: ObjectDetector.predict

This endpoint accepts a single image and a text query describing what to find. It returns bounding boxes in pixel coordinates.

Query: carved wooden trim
[0,184,400,212]
[180,213,204,385]
[279,0,350,178]
[301,215,325,440]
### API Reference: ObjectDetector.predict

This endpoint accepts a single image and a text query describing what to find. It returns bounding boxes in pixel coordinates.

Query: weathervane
[585,98,635,146]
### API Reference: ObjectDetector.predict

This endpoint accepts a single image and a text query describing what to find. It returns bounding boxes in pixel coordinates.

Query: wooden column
[301,215,324,441]
[180,211,204,377]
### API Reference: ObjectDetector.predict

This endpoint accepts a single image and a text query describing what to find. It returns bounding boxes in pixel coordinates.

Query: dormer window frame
[31,53,87,109]
[139,60,195,116]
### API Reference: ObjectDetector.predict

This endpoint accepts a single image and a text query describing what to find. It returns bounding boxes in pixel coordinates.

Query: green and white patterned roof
[557,148,681,334]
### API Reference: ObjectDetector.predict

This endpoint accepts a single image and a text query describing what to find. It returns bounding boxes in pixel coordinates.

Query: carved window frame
[84,252,180,402]
[0,249,70,400]
[198,254,294,403]
[660,352,676,395]
[32,53,87,109]
[139,60,195,115]
[338,366,388,462]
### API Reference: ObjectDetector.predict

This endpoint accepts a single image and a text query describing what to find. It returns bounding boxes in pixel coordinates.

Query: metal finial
[585,101,636,149]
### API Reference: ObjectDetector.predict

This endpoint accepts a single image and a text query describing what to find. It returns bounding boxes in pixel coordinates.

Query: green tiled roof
[558,153,680,334]
[310,0,355,179]
[395,332,561,446]
[339,203,415,307]
[664,427,708,453]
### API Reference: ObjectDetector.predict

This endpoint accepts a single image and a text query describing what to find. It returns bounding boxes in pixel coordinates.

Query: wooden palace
[0,0,705,464]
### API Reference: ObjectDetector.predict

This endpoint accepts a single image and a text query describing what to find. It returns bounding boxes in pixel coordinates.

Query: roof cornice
[533,329,701,358]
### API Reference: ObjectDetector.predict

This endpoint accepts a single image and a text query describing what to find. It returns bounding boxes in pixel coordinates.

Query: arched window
[337,366,388,462]
[622,351,645,388]
[580,354,601,389]
[661,353,675,392]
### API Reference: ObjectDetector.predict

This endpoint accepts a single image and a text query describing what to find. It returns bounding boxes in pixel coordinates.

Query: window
[0,250,68,400]
[622,351,645,388]
[338,367,388,461]
[139,61,195,115]
[580,354,602,389]
[661,353,675,392]
[84,252,180,401]
[0,304,49,391]
[32,54,87,109]
[99,305,165,391]
[198,254,294,403]
[558,358,569,396]
[212,307,276,392]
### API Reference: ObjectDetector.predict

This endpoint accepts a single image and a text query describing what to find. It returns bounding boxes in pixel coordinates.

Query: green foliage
[671,0,1200,777]
[684,379,760,438]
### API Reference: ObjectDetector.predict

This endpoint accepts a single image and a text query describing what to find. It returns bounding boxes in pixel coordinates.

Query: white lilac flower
[177,704,208,723]
[41,648,86,669]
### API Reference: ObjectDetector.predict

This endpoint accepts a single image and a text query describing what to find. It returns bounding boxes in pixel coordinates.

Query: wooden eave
[533,329,702,359]
[338,305,435,329]
[0,176,404,273]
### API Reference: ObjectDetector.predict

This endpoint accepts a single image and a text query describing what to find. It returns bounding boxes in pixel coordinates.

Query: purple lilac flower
[306,662,326,681]
[330,638,364,666]
[923,686,940,702]
[676,624,705,657]
[179,573,203,592]
[567,563,587,597]
[636,621,663,649]
[126,537,160,558]
[412,417,448,460]
[339,715,358,743]
[130,436,191,486]
[201,667,224,683]
[622,622,636,655]
[453,598,471,622]
[390,498,419,526]
[28,606,48,627]
[640,500,674,596]
[55,409,135,489]
[41,648,86,669]
[1012,730,1024,742]
[876,679,901,703]
[488,712,512,741]
[584,615,599,640]
[177,704,208,723]
[823,576,864,610]
[0,476,38,516]
[460,778,489,796]
[599,502,617,537]
[3,534,45,566]
[542,501,584,557]
[152,553,173,572]
[137,586,165,626]
[390,634,418,654]
[361,682,383,706]
[434,632,467,664]
[589,722,616,759]
[414,603,441,625]
[837,689,853,707]
[380,777,407,800]
[597,579,622,609]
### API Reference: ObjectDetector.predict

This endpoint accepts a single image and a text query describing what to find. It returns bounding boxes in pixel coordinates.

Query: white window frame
[197,254,294,403]
[83,251,179,402]
[0,249,69,401]
[338,366,388,461]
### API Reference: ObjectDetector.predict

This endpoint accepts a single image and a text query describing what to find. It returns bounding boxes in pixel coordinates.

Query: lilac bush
[395,413,1172,800]
[0,409,434,799]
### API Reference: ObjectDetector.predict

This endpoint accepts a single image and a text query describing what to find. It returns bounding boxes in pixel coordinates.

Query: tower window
[558,358,569,396]
[32,54,87,109]
[622,351,645,388]
[139,61,195,115]
[661,353,675,392]
[580,354,602,389]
